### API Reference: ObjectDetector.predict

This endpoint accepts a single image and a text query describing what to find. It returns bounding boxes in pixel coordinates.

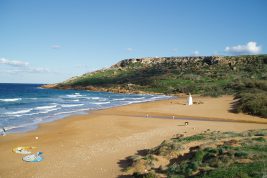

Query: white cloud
[126,48,133,52]
[224,41,262,55]
[0,58,29,67]
[28,67,50,73]
[192,50,199,56]
[0,57,51,74]
[51,44,62,49]
[4,68,49,74]
[2,67,50,74]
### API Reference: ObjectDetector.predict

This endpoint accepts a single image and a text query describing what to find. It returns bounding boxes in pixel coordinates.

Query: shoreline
[3,91,173,135]
[4,94,267,136]
[0,95,266,178]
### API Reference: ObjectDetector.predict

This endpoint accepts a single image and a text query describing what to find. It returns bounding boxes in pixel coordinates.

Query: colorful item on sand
[22,152,43,162]
[12,146,38,154]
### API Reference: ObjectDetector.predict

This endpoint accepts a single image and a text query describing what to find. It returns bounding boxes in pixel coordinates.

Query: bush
[252,137,266,142]
[175,134,205,142]
[197,161,267,178]
[188,161,199,171]
[133,172,158,178]
[193,150,205,163]
[233,80,267,118]
[235,91,267,117]
[234,151,248,158]
[218,148,225,155]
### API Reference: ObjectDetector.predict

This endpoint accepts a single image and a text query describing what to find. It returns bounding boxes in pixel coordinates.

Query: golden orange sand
[0,95,266,178]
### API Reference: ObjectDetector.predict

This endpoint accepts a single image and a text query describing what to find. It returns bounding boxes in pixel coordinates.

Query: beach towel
[22,152,43,162]
[13,146,37,154]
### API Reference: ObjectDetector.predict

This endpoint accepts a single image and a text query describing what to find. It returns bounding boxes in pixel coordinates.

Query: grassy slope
[124,129,267,178]
[54,55,267,117]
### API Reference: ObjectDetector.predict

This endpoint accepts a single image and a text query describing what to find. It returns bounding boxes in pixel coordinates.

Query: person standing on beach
[1,127,6,136]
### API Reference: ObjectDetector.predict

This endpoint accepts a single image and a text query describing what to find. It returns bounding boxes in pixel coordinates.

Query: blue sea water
[0,83,171,134]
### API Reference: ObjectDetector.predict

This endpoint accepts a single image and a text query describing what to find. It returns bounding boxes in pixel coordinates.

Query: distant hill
[43,55,267,117]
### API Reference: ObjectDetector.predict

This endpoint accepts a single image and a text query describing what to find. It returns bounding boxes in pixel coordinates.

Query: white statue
[187,93,193,105]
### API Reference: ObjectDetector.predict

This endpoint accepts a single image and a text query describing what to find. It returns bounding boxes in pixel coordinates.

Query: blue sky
[0,0,266,83]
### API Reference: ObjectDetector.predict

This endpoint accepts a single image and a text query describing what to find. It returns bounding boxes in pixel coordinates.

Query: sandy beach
[0,95,266,178]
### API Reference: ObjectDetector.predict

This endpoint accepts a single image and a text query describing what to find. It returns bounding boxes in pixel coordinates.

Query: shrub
[133,172,158,178]
[235,92,267,117]
[252,137,266,142]
[193,150,205,163]
[197,161,267,178]
[175,134,205,142]
[234,151,248,158]
[188,161,199,171]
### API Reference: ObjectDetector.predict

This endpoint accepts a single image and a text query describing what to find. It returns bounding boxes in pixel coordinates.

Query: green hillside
[47,55,267,117]
[123,129,267,178]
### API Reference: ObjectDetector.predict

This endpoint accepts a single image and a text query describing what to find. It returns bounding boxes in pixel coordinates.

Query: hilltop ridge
[112,56,230,68]
[44,55,266,94]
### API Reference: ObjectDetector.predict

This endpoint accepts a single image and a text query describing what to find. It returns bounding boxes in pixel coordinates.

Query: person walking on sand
[187,93,193,106]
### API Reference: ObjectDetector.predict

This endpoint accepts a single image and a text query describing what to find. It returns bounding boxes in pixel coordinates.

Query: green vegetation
[232,80,267,117]
[122,129,267,178]
[53,55,267,117]
[174,134,205,142]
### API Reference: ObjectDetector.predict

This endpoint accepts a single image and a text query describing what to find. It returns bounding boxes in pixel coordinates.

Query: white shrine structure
[187,93,193,105]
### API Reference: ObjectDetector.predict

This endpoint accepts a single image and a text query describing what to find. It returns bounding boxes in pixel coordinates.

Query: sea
[0,83,172,134]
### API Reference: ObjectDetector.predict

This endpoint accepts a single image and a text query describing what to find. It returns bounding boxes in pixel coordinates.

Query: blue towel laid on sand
[22,152,43,162]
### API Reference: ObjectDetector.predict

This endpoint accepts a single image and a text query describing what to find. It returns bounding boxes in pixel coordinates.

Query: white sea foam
[129,97,145,100]
[3,119,41,132]
[6,109,32,115]
[0,98,22,102]
[61,104,84,108]
[4,124,32,131]
[83,97,100,100]
[35,105,57,110]
[14,108,61,116]
[152,96,170,99]
[98,99,108,101]
[66,94,83,98]
[91,97,100,99]
[39,108,60,114]
[113,98,126,101]
[13,112,38,117]
[126,101,141,104]
[91,101,110,105]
